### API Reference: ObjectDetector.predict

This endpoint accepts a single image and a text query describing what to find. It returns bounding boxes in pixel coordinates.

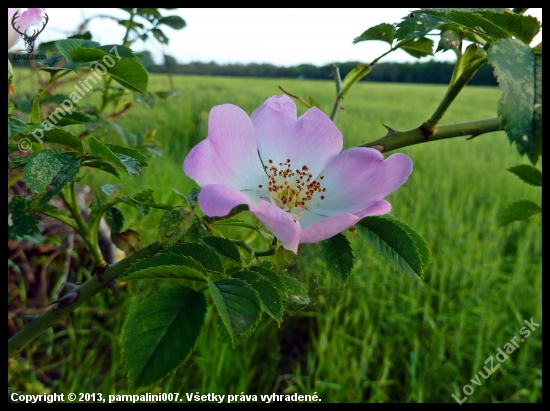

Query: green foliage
[89,137,141,176]
[397,37,434,58]
[208,278,262,346]
[166,242,224,274]
[23,150,76,194]
[157,207,200,245]
[121,286,206,389]
[121,252,207,283]
[158,15,187,30]
[38,157,82,206]
[232,271,284,325]
[508,165,542,186]
[8,196,40,238]
[320,233,354,283]
[436,27,461,53]
[498,200,541,226]
[201,235,242,263]
[248,266,288,295]
[353,23,396,45]
[280,275,310,305]
[488,39,541,164]
[70,47,149,94]
[415,8,540,44]
[111,229,141,253]
[39,128,85,153]
[355,216,431,280]
[105,207,125,233]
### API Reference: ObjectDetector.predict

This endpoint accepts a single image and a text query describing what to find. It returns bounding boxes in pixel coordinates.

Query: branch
[360,117,503,153]
[8,240,162,359]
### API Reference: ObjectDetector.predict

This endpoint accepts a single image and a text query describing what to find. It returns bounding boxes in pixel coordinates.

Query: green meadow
[10,73,542,402]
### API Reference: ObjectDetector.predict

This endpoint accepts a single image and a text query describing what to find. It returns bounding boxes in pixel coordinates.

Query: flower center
[262,158,326,216]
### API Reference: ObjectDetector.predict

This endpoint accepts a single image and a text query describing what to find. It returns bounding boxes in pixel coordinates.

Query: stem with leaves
[8,241,162,359]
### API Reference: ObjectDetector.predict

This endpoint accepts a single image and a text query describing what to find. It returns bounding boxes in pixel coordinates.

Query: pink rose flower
[184,95,413,253]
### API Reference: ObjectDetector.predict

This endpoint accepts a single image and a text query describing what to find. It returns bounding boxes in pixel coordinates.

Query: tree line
[11,50,498,86]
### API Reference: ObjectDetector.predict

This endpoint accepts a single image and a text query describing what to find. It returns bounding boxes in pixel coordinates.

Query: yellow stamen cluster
[262,158,326,210]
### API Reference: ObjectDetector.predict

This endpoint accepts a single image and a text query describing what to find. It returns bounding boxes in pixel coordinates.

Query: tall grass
[10,73,541,402]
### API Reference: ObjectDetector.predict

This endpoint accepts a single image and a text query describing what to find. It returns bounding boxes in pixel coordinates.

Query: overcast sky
[17,8,543,66]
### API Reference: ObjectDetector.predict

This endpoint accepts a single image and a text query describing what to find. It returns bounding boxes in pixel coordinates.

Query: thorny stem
[8,241,162,359]
[360,117,503,153]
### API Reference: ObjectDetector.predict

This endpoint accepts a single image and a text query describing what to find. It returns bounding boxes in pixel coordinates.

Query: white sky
[18,8,543,66]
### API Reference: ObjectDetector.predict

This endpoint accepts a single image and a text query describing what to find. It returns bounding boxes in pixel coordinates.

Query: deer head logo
[11,10,49,54]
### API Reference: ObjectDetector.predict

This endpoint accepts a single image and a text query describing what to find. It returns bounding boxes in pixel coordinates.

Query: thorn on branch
[382,124,399,135]
[49,291,80,310]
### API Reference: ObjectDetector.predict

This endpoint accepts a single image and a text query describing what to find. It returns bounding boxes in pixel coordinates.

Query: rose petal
[198,185,301,253]
[198,184,265,217]
[307,148,412,217]
[354,199,392,219]
[299,213,360,244]
[250,201,301,253]
[183,104,266,190]
[251,95,342,179]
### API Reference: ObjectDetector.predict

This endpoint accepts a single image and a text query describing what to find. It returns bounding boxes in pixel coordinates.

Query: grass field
[9,72,542,402]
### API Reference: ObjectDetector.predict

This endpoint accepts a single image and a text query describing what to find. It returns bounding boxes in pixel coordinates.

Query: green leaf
[8,196,40,238]
[488,38,540,164]
[39,127,85,153]
[397,37,434,58]
[55,39,87,60]
[208,278,262,346]
[462,43,487,68]
[24,150,75,194]
[157,207,200,245]
[158,15,187,30]
[105,207,124,233]
[8,116,31,139]
[105,143,149,166]
[338,64,372,100]
[353,23,396,45]
[355,216,431,280]
[121,286,206,389]
[38,156,82,206]
[89,137,140,176]
[111,229,141,254]
[97,44,137,59]
[101,183,123,198]
[395,11,447,40]
[151,28,169,44]
[498,200,541,226]
[70,47,149,94]
[533,53,542,162]
[201,235,242,264]
[161,242,224,274]
[120,189,155,215]
[249,266,287,295]
[422,8,541,44]
[232,271,283,325]
[82,160,120,178]
[210,218,257,230]
[320,233,354,283]
[280,276,310,305]
[508,165,542,186]
[436,27,461,53]
[53,111,95,126]
[122,252,207,283]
